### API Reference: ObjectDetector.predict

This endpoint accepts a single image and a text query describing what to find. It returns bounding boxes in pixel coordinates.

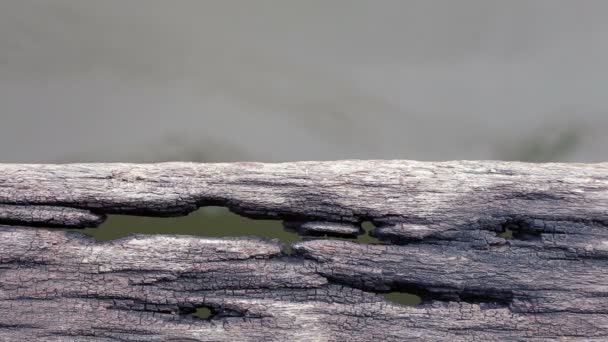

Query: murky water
[76,206,299,244]
[74,206,385,245]
[382,292,422,306]
[193,307,212,320]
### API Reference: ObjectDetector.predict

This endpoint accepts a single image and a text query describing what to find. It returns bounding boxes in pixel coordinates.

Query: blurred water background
[1,1,606,164]
[2,1,607,305]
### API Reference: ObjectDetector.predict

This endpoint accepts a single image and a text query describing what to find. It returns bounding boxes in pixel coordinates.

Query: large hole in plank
[74,206,300,245]
[498,226,515,239]
[70,208,385,248]
[345,280,513,307]
[384,288,511,307]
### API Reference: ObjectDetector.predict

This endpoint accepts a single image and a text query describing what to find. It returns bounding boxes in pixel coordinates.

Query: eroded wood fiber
[0,160,606,341]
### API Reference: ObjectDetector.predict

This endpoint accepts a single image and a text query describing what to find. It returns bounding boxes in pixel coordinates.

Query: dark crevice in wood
[0,324,38,330]
[110,298,262,321]
[324,276,514,308]
[70,207,300,247]
[177,304,244,321]
[499,221,543,241]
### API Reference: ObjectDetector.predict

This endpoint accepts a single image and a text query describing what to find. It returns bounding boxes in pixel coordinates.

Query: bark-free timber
[0,160,607,341]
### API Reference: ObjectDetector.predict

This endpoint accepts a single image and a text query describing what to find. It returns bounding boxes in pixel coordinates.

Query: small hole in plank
[358,221,382,244]
[498,225,516,239]
[498,222,542,241]
[192,307,212,320]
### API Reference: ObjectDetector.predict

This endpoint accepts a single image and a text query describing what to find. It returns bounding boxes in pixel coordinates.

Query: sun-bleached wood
[0,160,606,341]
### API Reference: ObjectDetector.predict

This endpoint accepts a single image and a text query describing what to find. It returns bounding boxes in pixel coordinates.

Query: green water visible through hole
[72,208,385,247]
[69,208,422,306]
[73,206,300,244]
[382,292,422,306]
[192,307,212,319]
[359,221,382,244]
[498,227,514,239]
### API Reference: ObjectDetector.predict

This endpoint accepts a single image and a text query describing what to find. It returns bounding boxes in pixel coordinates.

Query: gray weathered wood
[0,160,607,341]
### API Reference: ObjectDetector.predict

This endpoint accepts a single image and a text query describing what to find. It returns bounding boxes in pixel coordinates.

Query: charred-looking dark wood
[0,160,607,341]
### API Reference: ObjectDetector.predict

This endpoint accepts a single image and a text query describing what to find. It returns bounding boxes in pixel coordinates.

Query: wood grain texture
[0,204,105,228]
[0,160,607,341]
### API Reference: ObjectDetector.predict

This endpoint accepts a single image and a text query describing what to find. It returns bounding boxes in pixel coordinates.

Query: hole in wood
[73,206,299,245]
[456,291,513,306]
[359,221,382,244]
[69,207,386,249]
[382,292,422,306]
[376,282,512,307]
[499,221,542,241]
[178,305,216,320]
[498,225,515,239]
[192,307,212,320]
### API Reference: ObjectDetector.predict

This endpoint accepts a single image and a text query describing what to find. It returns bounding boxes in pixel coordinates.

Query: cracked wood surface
[0,160,607,341]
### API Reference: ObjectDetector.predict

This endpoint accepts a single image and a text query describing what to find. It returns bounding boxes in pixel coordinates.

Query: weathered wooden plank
[0,204,105,228]
[0,160,606,341]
